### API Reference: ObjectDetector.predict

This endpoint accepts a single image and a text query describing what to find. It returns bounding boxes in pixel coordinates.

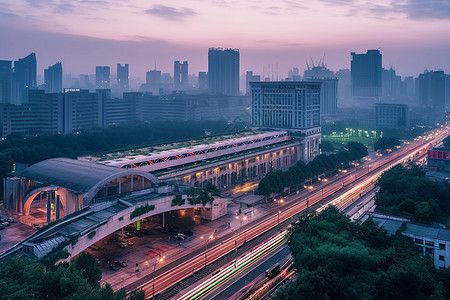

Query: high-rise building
[146,70,161,85]
[44,62,63,93]
[117,64,129,91]
[303,65,338,118]
[96,66,110,89]
[304,66,334,79]
[174,61,188,89]
[63,89,102,134]
[181,61,188,88]
[0,60,12,104]
[198,72,207,90]
[208,48,240,96]
[250,81,321,161]
[419,70,446,120]
[12,53,37,105]
[351,50,382,98]
[245,71,261,95]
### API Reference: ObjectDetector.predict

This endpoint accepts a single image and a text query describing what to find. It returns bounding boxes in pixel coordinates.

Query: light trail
[134,126,449,299]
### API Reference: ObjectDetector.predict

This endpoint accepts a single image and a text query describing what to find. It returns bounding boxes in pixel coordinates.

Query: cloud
[397,0,450,20]
[145,5,198,21]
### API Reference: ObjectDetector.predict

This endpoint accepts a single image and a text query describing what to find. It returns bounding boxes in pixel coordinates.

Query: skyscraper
[117,64,129,91]
[12,53,37,105]
[0,60,12,104]
[208,48,240,96]
[44,62,63,93]
[419,70,446,120]
[96,66,110,89]
[351,50,382,98]
[174,61,188,89]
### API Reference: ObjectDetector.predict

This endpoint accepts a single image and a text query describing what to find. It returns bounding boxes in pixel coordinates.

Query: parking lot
[0,215,35,253]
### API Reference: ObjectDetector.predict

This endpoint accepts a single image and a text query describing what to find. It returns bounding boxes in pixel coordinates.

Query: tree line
[0,252,144,300]
[374,137,401,151]
[257,142,368,199]
[375,164,450,226]
[275,207,450,300]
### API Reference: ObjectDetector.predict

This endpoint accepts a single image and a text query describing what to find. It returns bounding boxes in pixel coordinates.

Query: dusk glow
[1,0,450,78]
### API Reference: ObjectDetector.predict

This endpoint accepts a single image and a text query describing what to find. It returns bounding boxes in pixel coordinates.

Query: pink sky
[1,0,450,79]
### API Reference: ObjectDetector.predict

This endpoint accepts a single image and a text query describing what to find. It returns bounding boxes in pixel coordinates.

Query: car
[108,263,120,271]
[6,218,14,223]
[152,225,163,231]
[114,260,127,267]
[0,218,6,223]
[182,230,194,237]
[1,222,9,227]
[0,224,5,230]
[124,241,134,246]
[174,234,184,241]
[119,243,128,248]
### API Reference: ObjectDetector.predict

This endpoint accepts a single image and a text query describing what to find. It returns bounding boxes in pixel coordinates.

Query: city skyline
[1,0,450,78]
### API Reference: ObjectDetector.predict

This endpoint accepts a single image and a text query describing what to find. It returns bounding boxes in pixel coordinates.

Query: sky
[1,0,450,80]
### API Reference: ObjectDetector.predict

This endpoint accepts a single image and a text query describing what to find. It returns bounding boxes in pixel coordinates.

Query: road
[125,126,449,299]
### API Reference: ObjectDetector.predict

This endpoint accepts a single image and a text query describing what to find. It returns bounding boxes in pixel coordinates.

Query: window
[439,243,445,250]
[425,240,434,247]
[415,238,424,244]
[425,247,434,255]
[439,255,445,261]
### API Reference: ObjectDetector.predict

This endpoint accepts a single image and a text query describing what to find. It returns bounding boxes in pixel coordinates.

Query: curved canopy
[18,157,159,194]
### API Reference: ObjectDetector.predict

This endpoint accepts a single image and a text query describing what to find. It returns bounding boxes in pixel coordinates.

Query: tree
[374,137,401,151]
[75,252,102,289]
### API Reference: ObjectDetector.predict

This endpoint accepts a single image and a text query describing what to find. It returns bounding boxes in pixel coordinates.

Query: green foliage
[319,140,335,152]
[374,137,401,151]
[375,164,450,224]
[172,194,185,206]
[87,231,96,239]
[257,142,368,196]
[75,252,102,289]
[0,254,144,300]
[274,207,450,300]
[188,187,215,206]
[130,204,155,220]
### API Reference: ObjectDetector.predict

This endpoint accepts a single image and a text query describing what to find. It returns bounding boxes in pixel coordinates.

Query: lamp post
[200,235,213,267]
[275,199,284,224]
[152,256,164,300]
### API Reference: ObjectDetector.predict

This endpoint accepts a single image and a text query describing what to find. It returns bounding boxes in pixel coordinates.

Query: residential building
[12,53,37,105]
[198,72,207,90]
[44,62,63,93]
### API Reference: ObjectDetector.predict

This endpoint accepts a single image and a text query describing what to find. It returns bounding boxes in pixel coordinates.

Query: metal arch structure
[84,169,160,205]
[21,169,160,216]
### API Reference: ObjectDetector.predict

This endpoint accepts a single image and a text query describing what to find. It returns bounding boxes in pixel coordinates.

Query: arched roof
[18,158,159,194]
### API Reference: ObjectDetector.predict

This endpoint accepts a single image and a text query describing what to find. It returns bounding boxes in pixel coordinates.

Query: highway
[130,126,449,299]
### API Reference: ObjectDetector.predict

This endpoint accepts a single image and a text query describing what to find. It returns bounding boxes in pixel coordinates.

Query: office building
[0,60,12,104]
[174,61,188,89]
[245,71,261,95]
[198,72,207,90]
[374,103,409,130]
[12,53,37,105]
[304,66,334,79]
[1,89,63,137]
[96,66,110,89]
[351,50,382,98]
[63,89,102,134]
[117,64,129,91]
[335,69,351,107]
[251,81,321,160]
[44,62,63,93]
[303,65,338,118]
[419,70,446,119]
[208,48,240,96]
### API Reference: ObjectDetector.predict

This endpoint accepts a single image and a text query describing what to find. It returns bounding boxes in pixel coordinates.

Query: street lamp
[200,235,213,267]
[275,199,284,224]
[152,256,164,300]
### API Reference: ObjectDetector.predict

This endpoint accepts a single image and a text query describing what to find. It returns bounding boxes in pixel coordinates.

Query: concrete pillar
[118,177,122,194]
[131,175,134,192]
[142,177,145,189]
[56,195,60,220]
[46,192,51,223]
[162,212,165,228]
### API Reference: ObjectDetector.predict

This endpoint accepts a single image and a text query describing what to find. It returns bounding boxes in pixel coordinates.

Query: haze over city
[1,0,450,78]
